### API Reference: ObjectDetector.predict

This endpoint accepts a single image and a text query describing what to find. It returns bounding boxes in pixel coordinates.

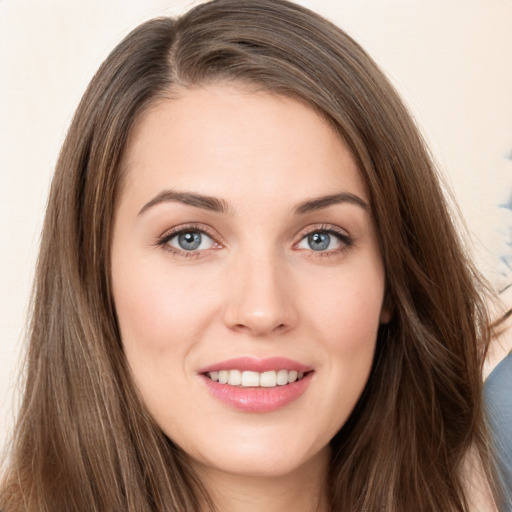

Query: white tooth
[228,369,242,386]
[209,371,219,382]
[276,369,289,386]
[288,370,298,383]
[260,371,277,387]
[298,371,304,380]
[241,371,260,387]
[218,370,229,384]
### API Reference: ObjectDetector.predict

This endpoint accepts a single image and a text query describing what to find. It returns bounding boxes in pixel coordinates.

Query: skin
[111,83,389,512]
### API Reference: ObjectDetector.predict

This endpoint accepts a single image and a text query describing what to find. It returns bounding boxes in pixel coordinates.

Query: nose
[222,252,298,337]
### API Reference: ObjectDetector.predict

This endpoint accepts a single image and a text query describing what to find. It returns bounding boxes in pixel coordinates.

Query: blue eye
[307,232,331,251]
[297,229,349,252]
[167,230,215,251]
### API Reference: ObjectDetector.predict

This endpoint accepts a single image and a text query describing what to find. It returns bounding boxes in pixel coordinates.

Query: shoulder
[484,351,512,509]
[483,286,512,509]
[483,285,512,380]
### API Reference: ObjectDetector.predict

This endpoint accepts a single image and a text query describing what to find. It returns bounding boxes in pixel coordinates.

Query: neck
[195,448,330,512]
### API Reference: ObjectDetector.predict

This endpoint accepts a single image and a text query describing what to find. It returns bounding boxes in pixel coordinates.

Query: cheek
[303,261,385,421]
[111,254,219,372]
[307,263,385,348]
[111,259,219,425]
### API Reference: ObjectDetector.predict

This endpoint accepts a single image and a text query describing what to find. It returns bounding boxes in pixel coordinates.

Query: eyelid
[156,223,223,255]
[155,222,353,258]
[293,223,353,252]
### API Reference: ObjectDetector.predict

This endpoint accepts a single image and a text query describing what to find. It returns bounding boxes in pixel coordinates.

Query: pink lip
[198,357,311,374]
[201,373,313,413]
[198,357,314,413]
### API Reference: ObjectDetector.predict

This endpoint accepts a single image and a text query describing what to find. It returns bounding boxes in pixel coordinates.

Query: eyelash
[295,224,353,258]
[156,223,219,259]
[155,223,353,259]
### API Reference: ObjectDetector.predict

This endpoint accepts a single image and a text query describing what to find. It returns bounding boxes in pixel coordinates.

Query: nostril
[222,293,298,335]
[229,322,289,335]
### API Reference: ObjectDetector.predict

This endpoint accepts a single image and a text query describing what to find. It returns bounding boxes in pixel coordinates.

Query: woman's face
[111,84,389,480]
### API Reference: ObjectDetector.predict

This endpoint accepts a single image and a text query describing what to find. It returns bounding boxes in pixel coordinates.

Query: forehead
[119,83,367,210]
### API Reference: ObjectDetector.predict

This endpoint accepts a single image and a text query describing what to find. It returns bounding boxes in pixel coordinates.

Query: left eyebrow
[138,190,230,216]
[294,192,368,215]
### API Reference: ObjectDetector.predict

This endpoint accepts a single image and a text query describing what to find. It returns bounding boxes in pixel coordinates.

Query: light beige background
[1,0,511,449]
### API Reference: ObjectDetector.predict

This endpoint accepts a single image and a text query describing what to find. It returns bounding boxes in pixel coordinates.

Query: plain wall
[1,0,511,450]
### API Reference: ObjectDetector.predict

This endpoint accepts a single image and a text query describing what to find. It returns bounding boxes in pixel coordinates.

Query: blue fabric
[484,351,512,510]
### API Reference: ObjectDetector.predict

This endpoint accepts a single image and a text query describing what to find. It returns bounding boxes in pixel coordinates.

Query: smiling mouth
[205,369,309,388]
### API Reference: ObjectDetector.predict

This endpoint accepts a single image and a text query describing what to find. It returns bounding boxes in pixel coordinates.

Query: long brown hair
[0,1,500,510]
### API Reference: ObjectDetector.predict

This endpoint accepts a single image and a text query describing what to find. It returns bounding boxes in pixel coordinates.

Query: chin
[179,425,331,480]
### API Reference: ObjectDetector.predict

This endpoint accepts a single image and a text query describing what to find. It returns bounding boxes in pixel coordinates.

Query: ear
[379,291,393,324]
[380,306,392,324]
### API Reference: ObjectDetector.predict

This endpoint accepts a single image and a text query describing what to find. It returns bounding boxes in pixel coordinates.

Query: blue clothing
[484,351,512,511]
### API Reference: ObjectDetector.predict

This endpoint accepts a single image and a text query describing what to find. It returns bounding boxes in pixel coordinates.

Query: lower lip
[201,372,313,413]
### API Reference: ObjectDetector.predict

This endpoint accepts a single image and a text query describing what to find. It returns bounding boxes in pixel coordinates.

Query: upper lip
[198,357,312,374]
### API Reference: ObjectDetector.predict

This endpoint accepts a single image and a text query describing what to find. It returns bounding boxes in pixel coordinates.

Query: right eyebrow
[293,192,368,215]
[138,190,231,216]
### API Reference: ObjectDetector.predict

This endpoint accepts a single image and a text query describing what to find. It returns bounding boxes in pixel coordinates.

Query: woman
[0,0,506,510]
